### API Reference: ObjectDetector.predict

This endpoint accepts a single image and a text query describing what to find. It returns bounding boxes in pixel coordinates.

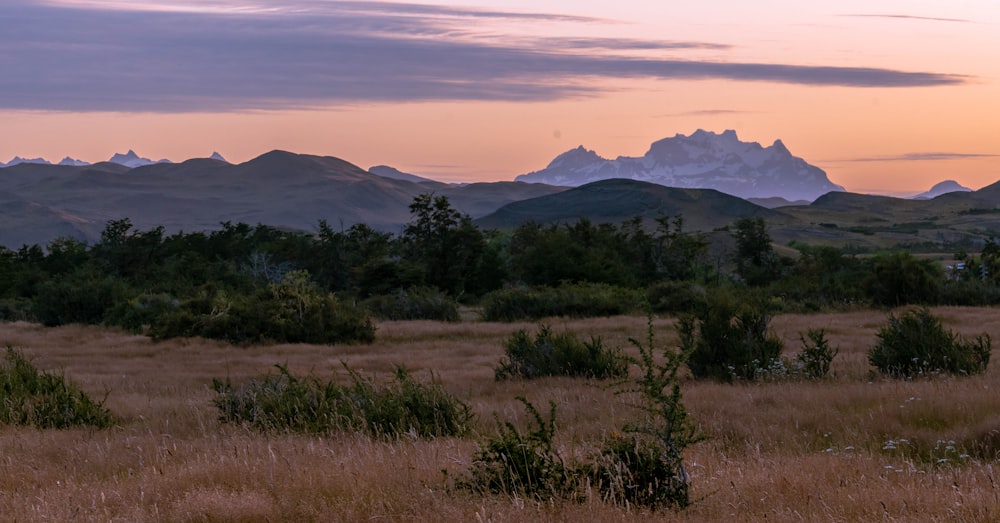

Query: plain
[2,308,1000,521]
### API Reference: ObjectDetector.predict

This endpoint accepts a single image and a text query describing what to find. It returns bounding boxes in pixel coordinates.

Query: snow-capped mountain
[515,129,845,202]
[58,157,90,166]
[108,150,171,168]
[209,151,228,162]
[3,156,52,167]
[910,180,972,200]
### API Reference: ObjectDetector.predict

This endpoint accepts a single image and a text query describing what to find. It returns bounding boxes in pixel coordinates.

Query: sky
[1,0,998,195]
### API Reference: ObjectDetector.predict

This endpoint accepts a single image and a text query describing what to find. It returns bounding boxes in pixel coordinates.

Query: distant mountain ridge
[515,130,845,202]
[0,150,228,168]
[911,180,972,200]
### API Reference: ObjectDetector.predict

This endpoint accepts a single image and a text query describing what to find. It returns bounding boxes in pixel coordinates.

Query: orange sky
[1,1,997,195]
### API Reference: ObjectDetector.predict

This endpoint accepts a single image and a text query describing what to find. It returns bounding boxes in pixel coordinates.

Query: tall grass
[3,308,1000,521]
[213,363,473,438]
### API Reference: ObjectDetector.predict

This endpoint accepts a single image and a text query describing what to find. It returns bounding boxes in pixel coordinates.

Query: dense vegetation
[3,194,1000,344]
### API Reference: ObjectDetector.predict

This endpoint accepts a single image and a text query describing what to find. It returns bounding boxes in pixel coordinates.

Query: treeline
[2,193,1000,344]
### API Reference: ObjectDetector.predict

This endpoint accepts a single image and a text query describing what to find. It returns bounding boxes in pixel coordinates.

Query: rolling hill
[475,178,790,231]
[0,151,565,248]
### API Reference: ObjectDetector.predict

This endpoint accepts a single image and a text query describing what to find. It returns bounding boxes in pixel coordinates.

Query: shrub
[30,269,131,327]
[795,328,839,379]
[480,283,642,322]
[868,308,991,378]
[104,293,178,333]
[461,397,575,499]
[0,346,114,428]
[0,297,33,322]
[151,271,376,345]
[361,286,460,322]
[213,364,472,438]
[594,317,701,509]
[939,280,1000,306]
[865,252,942,306]
[645,280,707,315]
[681,291,784,382]
[495,325,628,380]
[587,433,689,508]
[462,319,700,510]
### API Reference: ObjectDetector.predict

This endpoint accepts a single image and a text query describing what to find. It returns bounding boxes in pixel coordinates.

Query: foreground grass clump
[869,307,991,378]
[480,283,642,322]
[213,364,472,437]
[495,324,628,380]
[0,346,114,428]
[461,398,575,500]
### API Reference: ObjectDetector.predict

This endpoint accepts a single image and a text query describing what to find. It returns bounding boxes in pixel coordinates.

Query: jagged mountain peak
[59,157,90,166]
[4,156,52,167]
[547,145,606,169]
[109,150,171,168]
[515,130,844,201]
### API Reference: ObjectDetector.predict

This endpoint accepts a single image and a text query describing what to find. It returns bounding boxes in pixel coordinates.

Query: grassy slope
[2,309,999,521]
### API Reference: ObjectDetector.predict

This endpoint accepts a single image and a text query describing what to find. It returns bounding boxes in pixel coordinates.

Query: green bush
[104,293,178,333]
[865,252,942,306]
[30,269,131,327]
[461,319,700,509]
[480,283,642,322]
[599,316,701,509]
[681,291,784,382]
[361,286,460,322]
[645,281,707,315]
[939,280,1000,306]
[0,297,33,322]
[795,328,839,379]
[586,433,690,508]
[461,397,575,499]
[151,271,375,345]
[213,364,472,438]
[495,324,628,380]
[0,346,114,429]
[869,308,991,378]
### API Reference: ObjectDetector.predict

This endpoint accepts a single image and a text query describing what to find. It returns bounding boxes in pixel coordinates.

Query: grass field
[3,308,1000,521]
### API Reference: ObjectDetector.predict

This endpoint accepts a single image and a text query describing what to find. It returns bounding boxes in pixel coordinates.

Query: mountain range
[0,150,226,169]
[1,132,996,250]
[515,130,845,202]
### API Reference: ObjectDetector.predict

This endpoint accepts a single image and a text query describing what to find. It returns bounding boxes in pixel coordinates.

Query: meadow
[3,307,1000,521]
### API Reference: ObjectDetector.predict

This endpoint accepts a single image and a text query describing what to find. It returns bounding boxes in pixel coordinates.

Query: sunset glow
[2,0,998,194]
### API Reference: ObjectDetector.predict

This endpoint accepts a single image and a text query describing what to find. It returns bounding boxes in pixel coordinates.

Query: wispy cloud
[842,14,973,23]
[832,152,998,162]
[654,109,756,118]
[0,0,969,113]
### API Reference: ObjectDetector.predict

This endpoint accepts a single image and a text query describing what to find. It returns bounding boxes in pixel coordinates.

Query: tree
[401,194,488,296]
[865,252,942,306]
[731,217,781,286]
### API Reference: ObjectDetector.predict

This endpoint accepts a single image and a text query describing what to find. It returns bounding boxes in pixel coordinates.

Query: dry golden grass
[2,307,1000,521]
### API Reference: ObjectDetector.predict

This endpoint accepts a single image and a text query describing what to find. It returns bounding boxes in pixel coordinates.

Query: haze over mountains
[1,130,996,250]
